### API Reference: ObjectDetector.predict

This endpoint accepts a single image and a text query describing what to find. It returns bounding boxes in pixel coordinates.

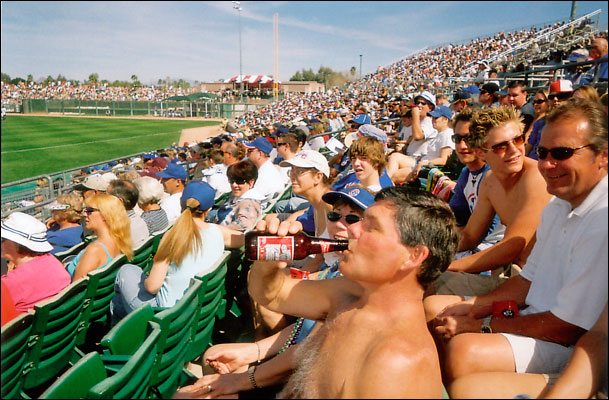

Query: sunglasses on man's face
[536,144,592,160]
[451,134,470,144]
[415,101,428,107]
[484,133,526,154]
[548,92,571,101]
[277,142,289,147]
[327,211,363,225]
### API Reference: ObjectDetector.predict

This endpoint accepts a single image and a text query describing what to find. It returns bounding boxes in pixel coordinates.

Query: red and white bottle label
[256,236,295,260]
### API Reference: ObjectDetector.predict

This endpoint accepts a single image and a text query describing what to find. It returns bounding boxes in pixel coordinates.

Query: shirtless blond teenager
[426,106,552,304]
[248,187,459,398]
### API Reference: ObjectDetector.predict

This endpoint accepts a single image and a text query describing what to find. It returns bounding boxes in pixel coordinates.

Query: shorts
[434,270,507,297]
[500,333,573,374]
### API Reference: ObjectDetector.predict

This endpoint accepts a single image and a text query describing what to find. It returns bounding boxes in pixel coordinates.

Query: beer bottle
[245,231,349,261]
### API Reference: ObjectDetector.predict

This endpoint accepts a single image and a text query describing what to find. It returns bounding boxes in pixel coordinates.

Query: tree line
[289,65,359,88]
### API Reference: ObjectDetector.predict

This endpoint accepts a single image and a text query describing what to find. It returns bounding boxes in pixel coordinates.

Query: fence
[19,98,273,119]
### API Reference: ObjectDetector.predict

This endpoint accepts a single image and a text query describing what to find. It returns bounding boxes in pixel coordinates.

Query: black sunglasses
[484,133,526,153]
[536,144,593,160]
[83,207,99,215]
[229,177,248,185]
[415,101,429,106]
[451,134,470,144]
[480,90,489,95]
[327,211,362,225]
[548,92,571,101]
[533,99,547,104]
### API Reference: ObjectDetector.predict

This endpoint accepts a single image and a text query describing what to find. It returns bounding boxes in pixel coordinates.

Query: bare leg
[448,371,548,399]
[387,152,417,182]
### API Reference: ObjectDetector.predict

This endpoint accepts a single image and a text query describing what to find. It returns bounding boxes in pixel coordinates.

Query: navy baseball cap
[156,163,187,181]
[181,181,215,212]
[428,105,453,120]
[322,186,375,210]
[244,136,273,155]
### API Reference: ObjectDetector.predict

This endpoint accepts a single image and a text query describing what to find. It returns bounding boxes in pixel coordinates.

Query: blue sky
[1,1,607,85]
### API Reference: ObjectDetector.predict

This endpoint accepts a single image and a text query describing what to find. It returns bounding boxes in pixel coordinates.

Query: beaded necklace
[278,317,305,354]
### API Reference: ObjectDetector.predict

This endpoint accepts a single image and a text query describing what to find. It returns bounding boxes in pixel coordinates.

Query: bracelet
[255,341,261,364]
[248,365,259,389]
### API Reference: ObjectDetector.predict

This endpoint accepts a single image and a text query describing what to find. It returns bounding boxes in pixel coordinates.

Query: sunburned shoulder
[357,335,442,397]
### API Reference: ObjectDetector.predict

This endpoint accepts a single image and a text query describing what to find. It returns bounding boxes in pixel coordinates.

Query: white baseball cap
[280,150,330,177]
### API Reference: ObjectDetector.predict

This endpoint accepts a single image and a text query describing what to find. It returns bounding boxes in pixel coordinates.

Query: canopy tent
[227,75,274,84]
[188,92,219,101]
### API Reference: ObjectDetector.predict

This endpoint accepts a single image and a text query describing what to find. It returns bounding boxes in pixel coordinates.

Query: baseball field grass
[1,115,219,184]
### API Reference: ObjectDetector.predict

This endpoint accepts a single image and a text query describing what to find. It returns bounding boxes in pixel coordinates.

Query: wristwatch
[480,315,493,333]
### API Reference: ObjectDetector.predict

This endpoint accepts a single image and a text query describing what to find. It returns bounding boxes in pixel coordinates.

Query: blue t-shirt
[331,168,394,191]
[47,225,84,254]
[296,206,316,235]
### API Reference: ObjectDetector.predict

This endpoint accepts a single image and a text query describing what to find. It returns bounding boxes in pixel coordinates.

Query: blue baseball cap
[349,114,372,125]
[322,186,375,211]
[181,181,215,212]
[243,136,273,155]
[428,105,453,120]
[452,90,471,103]
[156,163,187,181]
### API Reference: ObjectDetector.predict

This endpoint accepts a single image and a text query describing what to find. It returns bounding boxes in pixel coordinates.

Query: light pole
[232,1,243,102]
[359,54,362,79]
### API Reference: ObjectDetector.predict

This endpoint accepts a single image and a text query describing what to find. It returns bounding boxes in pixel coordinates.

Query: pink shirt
[1,254,71,313]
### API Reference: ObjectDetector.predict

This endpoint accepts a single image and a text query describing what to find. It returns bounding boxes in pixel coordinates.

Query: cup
[492,300,519,319]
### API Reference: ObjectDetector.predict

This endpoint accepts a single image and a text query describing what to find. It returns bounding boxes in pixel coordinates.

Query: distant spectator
[133,176,170,234]
[525,88,550,160]
[73,174,109,199]
[243,136,288,208]
[1,212,71,313]
[65,194,133,281]
[107,179,150,248]
[507,80,535,133]
[478,82,500,109]
[581,37,608,84]
[44,193,84,254]
[572,84,601,104]
[157,163,188,225]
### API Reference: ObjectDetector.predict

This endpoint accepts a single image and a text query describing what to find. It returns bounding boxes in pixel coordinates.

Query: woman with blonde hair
[572,85,601,103]
[66,194,133,281]
[44,192,84,254]
[111,181,224,321]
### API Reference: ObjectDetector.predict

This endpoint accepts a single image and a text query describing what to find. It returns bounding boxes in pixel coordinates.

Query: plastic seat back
[100,303,155,356]
[39,352,106,399]
[76,254,128,346]
[142,225,171,274]
[150,279,202,398]
[23,278,89,391]
[89,322,162,399]
[54,241,87,263]
[130,235,156,269]
[1,312,34,398]
[185,252,230,362]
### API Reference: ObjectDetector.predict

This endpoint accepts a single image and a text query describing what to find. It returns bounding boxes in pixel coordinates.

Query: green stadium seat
[76,253,128,348]
[22,278,89,394]
[54,241,87,263]
[142,225,171,275]
[184,251,230,362]
[1,312,34,399]
[213,191,231,208]
[40,321,162,399]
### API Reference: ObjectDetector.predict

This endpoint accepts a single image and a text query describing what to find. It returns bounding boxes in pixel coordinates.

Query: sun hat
[280,150,330,177]
[73,174,109,192]
[181,181,215,212]
[44,200,70,211]
[357,124,388,143]
[322,186,375,210]
[414,91,437,110]
[156,163,187,181]
[1,212,54,253]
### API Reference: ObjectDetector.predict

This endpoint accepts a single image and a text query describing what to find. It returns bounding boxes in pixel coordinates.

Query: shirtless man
[248,187,459,398]
[427,105,552,301]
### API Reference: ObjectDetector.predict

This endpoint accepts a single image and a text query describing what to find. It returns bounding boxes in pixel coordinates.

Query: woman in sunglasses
[525,89,550,160]
[175,186,375,399]
[207,160,264,247]
[66,194,134,282]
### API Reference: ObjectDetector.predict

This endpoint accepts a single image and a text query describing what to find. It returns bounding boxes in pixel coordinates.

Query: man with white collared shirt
[243,136,288,209]
[157,163,187,225]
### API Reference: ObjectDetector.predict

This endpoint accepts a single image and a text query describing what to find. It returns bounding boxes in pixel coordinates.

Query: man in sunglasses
[428,96,608,396]
[425,105,552,300]
[478,82,500,109]
[547,79,573,109]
